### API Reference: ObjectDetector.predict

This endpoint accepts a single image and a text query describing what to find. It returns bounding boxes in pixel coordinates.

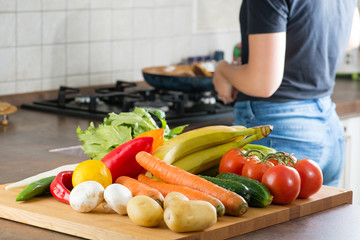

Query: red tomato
[294,159,323,199]
[267,157,279,166]
[242,159,274,182]
[284,153,297,166]
[261,165,301,205]
[266,152,297,166]
[219,148,249,175]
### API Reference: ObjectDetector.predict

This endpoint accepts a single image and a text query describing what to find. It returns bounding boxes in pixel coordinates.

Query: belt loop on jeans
[247,101,255,120]
[315,96,331,113]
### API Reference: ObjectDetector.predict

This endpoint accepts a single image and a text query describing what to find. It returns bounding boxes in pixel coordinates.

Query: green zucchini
[198,175,251,203]
[216,172,273,208]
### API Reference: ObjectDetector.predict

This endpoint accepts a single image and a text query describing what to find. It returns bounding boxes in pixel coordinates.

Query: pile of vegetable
[6,108,325,233]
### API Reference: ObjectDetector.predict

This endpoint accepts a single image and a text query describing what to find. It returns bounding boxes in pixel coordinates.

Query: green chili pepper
[16,176,56,201]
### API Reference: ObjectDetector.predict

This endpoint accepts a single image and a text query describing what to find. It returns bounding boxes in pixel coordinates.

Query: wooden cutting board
[0,184,352,240]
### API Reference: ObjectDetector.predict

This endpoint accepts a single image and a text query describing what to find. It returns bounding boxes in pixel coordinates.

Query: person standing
[213,0,360,187]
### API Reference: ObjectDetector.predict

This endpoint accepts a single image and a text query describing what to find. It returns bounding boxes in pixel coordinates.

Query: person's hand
[213,61,237,104]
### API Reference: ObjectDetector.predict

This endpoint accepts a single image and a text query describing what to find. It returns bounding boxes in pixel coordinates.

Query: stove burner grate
[21,80,234,125]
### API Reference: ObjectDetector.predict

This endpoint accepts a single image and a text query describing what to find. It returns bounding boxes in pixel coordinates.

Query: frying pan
[142,66,214,93]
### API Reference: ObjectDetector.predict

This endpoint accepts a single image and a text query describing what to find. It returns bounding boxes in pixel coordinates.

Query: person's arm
[213,32,286,103]
[346,7,360,51]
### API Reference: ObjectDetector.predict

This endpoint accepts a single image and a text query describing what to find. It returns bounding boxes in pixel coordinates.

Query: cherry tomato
[261,165,301,205]
[242,159,274,182]
[219,148,249,175]
[294,158,323,199]
[266,152,297,166]
[267,157,279,166]
[283,152,297,166]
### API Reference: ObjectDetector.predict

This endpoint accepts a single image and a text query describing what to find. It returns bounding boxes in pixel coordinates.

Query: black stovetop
[21,81,234,126]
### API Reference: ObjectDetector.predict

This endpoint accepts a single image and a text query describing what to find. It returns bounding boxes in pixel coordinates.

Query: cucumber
[216,172,273,208]
[198,175,251,203]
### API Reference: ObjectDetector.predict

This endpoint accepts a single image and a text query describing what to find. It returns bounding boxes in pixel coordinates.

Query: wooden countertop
[331,78,360,117]
[0,78,360,239]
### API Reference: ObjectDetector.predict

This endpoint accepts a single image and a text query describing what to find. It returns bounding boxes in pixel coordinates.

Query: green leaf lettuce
[77,107,187,160]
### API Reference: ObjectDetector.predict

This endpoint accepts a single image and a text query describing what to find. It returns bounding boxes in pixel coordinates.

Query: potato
[164,200,217,233]
[163,192,189,209]
[127,195,163,227]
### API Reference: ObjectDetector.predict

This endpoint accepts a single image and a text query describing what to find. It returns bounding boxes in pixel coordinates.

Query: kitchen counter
[331,78,360,117]
[1,78,360,239]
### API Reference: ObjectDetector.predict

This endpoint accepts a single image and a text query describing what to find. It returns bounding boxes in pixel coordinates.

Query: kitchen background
[0,0,240,96]
[1,0,360,205]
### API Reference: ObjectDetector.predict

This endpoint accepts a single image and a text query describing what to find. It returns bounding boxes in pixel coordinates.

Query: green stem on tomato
[264,151,296,166]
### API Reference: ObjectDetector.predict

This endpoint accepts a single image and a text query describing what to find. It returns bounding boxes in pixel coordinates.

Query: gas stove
[21,80,234,126]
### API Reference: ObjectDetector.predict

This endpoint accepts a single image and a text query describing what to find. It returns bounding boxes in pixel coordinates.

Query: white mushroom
[69,181,104,213]
[103,183,132,215]
[102,203,116,213]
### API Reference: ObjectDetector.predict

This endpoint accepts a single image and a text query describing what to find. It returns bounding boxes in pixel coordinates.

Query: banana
[172,125,273,174]
[153,125,249,165]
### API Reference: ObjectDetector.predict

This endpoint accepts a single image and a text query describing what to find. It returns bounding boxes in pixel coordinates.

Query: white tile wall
[66,74,89,87]
[67,10,89,43]
[42,45,66,78]
[90,0,113,9]
[90,10,112,41]
[90,42,112,73]
[0,81,16,96]
[67,43,89,75]
[42,0,66,11]
[112,40,133,71]
[133,39,153,71]
[112,9,133,39]
[153,8,173,37]
[17,12,42,46]
[16,78,41,93]
[153,37,173,66]
[133,0,153,8]
[0,0,240,96]
[0,1,16,11]
[172,6,193,36]
[17,46,42,80]
[42,77,66,92]
[90,72,112,85]
[112,0,132,9]
[42,12,66,44]
[0,14,15,47]
[17,0,41,12]
[67,0,89,10]
[0,48,16,82]
[133,9,153,38]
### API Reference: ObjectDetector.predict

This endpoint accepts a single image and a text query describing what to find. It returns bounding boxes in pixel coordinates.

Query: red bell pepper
[101,136,153,181]
[50,171,73,204]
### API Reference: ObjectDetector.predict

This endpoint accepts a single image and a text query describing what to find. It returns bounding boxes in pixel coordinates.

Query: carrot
[115,176,164,207]
[135,151,248,216]
[138,174,225,217]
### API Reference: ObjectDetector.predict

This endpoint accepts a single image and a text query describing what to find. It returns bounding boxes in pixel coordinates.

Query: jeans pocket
[268,137,323,162]
[266,121,345,187]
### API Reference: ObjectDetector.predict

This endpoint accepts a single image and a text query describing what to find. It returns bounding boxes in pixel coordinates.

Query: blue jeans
[233,96,345,187]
